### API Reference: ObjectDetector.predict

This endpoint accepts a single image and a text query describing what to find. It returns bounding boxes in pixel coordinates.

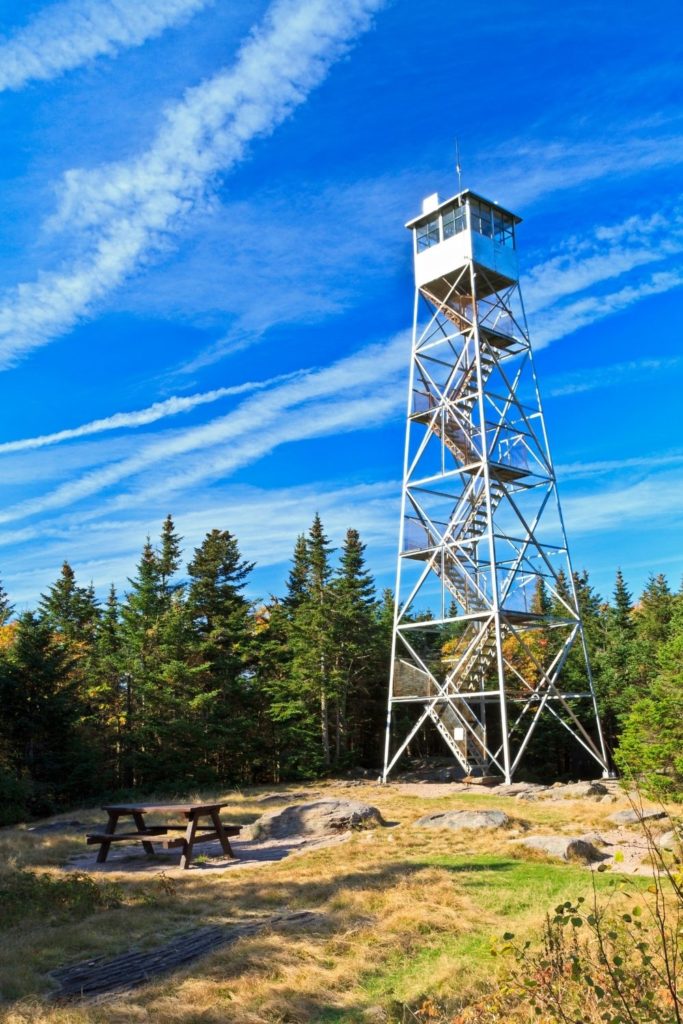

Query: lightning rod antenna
[455,137,463,193]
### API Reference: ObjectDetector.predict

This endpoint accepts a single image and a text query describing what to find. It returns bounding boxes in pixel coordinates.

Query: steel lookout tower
[382,187,610,785]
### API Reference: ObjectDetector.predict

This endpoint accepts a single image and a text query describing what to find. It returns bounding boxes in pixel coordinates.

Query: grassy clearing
[0,782,655,1023]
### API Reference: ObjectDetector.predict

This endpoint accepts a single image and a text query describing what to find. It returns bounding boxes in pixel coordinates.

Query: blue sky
[0,0,681,609]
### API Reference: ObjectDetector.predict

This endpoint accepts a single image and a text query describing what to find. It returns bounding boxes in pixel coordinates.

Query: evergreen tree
[289,515,335,768]
[630,573,674,693]
[329,528,380,764]
[86,585,125,789]
[187,529,257,783]
[595,570,635,750]
[0,613,77,815]
[39,561,99,641]
[119,539,165,786]
[0,579,13,626]
[283,534,309,611]
[616,597,683,800]
[158,514,183,601]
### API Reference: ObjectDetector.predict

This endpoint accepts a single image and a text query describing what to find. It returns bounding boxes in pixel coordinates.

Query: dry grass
[0,781,659,1023]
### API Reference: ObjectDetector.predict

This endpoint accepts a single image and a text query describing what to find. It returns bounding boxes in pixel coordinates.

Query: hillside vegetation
[0,514,682,828]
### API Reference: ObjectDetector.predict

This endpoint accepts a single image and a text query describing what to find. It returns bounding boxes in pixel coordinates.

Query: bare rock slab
[49,911,322,1001]
[415,809,510,831]
[246,799,384,840]
[608,808,667,826]
[517,835,604,863]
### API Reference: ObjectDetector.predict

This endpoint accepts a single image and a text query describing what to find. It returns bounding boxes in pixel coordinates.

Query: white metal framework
[382,188,609,784]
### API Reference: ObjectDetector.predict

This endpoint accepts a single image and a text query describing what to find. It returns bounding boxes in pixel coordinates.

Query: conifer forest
[0,514,680,826]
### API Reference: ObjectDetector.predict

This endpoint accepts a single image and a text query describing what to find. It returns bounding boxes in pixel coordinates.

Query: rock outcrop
[246,799,384,840]
[414,809,510,831]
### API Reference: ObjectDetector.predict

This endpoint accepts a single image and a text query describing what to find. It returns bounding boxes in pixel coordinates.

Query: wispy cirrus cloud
[557,450,683,481]
[487,131,683,210]
[0,478,400,603]
[0,332,408,526]
[0,0,214,92]
[524,206,683,315]
[545,355,683,399]
[563,470,683,535]
[531,269,683,349]
[0,0,384,369]
[0,370,302,454]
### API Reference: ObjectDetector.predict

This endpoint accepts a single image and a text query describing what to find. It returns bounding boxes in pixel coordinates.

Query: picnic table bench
[86,802,240,870]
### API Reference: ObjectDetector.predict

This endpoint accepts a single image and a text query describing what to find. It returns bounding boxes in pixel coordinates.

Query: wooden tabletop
[102,802,227,814]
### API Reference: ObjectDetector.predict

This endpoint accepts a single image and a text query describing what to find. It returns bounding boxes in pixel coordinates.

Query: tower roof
[405,189,521,230]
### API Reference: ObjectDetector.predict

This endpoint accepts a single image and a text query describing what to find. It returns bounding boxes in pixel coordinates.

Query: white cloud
[557,450,683,481]
[545,356,683,398]
[0,370,302,454]
[0,479,400,604]
[0,0,384,368]
[563,472,683,535]
[0,332,408,526]
[0,0,213,92]
[486,132,683,210]
[531,269,683,349]
[524,207,683,315]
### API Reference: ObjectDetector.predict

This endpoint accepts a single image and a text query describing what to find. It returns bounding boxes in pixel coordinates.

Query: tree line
[0,515,680,824]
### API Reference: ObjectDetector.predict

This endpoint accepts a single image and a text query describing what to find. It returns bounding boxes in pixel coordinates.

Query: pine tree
[187,529,257,783]
[119,539,165,786]
[288,515,335,770]
[85,585,125,789]
[187,529,254,641]
[284,534,309,611]
[39,562,99,641]
[329,528,380,764]
[0,579,13,626]
[0,612,78,815]
[595,570,635,749]
[158,514,183,602]
[630,574,674,693]
[616,596,683,800]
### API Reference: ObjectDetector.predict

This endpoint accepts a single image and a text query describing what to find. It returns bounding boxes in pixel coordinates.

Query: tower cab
[406,190,521,301]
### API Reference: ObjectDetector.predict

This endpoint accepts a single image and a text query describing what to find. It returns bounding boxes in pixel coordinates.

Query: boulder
[517,835,604,863]
[246,799,384,840]
[539,782,608,800]
[656,829,682,851]
[414,809,510,831]
[608,808,667,826]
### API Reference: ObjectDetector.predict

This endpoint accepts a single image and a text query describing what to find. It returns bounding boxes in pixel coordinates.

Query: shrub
[0,869,123,928]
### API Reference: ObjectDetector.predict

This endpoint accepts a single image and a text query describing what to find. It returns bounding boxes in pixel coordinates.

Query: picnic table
[86,802,241,870]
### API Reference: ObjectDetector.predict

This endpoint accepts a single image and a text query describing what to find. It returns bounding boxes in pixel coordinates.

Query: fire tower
[382,187,610,784]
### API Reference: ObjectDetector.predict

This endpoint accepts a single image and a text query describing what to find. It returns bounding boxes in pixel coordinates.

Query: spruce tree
[595,570,635,749]
[0,612,77,814]
[87,585,125,788]
[187,529,257,782]
[630,573,674,692]
[119,539,165,786]
[289,515,335,770]
[329,528,380,764]
[616,596,683,800]
[39,561,99,641]
[0,579,13,626]
[158,514,183,601]
[284,534,309,611]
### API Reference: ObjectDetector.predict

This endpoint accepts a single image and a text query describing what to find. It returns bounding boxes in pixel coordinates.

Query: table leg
[179,812,199,870]
[97,810,119,863]
[210,809,234,858]
[132,812,156,855]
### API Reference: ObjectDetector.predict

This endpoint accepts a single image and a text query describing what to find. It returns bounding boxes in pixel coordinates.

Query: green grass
[323,855,649,1023]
